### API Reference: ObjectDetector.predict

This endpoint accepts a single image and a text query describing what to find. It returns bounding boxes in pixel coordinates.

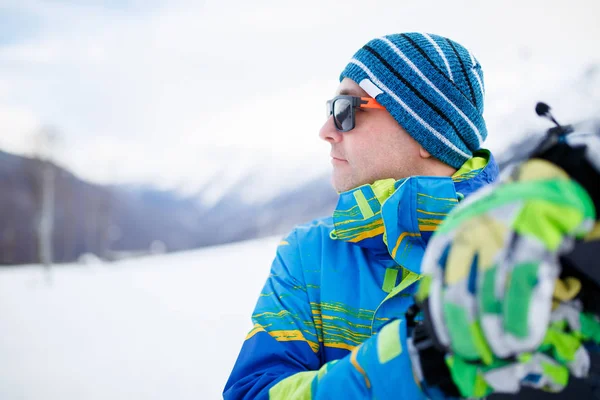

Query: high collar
[331,150,499,273]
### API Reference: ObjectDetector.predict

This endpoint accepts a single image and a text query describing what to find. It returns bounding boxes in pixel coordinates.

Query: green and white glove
[417,158,600,398]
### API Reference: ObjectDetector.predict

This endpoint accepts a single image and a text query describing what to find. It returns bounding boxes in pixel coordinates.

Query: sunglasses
[326,95,385,132]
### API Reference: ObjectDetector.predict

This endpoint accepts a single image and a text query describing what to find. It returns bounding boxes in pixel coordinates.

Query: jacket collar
[331,150,499,272]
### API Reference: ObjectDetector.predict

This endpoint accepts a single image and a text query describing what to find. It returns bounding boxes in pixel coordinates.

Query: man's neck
[420,160,457,177]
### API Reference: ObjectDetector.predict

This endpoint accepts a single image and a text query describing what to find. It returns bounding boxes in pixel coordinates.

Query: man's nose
[319,116,343,143]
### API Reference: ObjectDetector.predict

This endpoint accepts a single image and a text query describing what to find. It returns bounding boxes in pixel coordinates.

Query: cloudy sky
[0,0,599,192]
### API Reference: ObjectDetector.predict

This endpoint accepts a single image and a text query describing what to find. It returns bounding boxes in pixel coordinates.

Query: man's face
[320,78,425,193]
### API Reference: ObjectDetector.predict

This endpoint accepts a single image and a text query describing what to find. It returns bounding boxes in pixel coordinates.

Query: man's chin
[332,173,387,193]
[331,174,358,194]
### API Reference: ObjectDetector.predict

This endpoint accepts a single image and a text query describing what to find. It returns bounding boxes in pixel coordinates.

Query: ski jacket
[224,150,499,400]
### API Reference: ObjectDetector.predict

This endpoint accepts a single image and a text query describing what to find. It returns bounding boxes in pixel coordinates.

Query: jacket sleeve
[223,229,425,400]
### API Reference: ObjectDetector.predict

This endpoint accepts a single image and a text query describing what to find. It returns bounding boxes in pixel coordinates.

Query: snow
[0,235,281,400]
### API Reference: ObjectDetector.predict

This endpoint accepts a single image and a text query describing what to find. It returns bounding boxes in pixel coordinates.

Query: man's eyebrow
[338,89,363,96]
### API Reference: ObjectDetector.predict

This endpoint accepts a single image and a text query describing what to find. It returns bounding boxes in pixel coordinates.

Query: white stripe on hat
[422,33,454,83]
[467,49,485,100]
[379,36,483,147]
[350,58,471,160]
[359,78,383,98]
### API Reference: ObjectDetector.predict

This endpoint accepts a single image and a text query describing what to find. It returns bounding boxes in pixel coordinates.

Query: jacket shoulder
[283,216,335,245]
[274,217,338,279]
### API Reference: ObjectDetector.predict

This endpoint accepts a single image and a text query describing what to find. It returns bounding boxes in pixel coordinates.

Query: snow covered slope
[0,236,281,400]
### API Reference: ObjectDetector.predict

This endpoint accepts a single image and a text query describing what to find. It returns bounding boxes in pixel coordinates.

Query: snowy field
[0,236,281,400]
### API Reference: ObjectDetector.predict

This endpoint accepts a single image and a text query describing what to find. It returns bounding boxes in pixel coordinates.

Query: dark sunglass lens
[334,98,353,131]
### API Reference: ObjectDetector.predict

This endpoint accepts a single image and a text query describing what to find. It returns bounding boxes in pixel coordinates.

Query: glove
[415,157,599,398]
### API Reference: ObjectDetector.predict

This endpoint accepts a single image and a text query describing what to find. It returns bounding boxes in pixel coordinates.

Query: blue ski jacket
[224,150,499,399]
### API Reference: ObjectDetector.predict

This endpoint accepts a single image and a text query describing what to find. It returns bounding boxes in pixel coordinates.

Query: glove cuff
[408,320,461,398]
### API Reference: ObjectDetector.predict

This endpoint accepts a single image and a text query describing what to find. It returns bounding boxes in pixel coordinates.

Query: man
[224,32,498,399]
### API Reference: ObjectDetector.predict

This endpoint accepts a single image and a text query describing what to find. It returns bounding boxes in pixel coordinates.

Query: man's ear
[419,146,432,159]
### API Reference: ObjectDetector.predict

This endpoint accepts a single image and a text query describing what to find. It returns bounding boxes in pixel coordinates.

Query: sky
[0,0,599,192]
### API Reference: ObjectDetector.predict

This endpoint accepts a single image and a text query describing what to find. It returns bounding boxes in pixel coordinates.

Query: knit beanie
[340,32,487,168]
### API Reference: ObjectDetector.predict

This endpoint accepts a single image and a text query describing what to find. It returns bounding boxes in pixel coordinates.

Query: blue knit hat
[340,32,487,168]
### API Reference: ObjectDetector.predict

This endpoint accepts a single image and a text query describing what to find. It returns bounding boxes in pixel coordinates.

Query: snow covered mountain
[2,63,598,265]
[0,152,336,264]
